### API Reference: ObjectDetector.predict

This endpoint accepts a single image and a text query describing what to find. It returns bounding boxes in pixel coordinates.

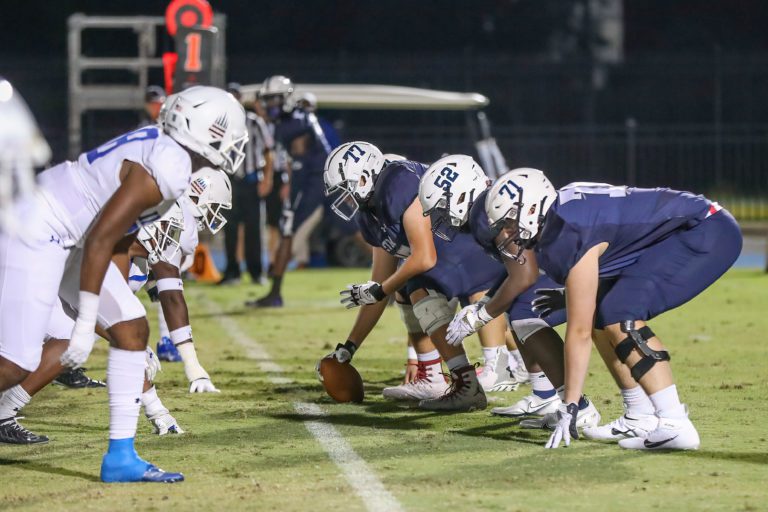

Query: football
[317,357,365,403]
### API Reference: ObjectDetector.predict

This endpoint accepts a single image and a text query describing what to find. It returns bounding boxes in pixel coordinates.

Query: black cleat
[53,367,106,389]
[245,295,283,308]
[0,417,49,445]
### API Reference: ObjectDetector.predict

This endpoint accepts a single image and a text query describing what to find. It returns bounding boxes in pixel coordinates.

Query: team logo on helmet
[190,176,209,195]
[208,114,229,140]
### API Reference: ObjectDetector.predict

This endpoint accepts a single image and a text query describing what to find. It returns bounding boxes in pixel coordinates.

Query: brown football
[317,357,364,403]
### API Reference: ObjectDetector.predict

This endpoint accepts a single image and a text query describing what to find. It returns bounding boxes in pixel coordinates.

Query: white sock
[482,346,500,367]
[446,354,470,372]
[415,350,442,383]
[509,349,525,369]
[416,349,440,363]
[649,384,686,419]
[530,371,556,397]
[0,385,31,419]
[141,386,169,420]
[621,386,655,415]
[107,348,146,440]
[157,302,170,340]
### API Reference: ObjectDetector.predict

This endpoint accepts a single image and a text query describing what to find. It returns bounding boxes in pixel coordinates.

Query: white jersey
[37,126,192,244]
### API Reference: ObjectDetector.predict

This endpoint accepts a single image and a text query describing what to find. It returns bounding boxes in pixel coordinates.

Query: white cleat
[418,364,487,412]
[519,399,601,430]
[477,350,521,392]
[583,409,658,441]
[491,392,561,418]
[619,412,700,451]
[383,362,448,401]
[149,413,185,436]
[509,365,530,386]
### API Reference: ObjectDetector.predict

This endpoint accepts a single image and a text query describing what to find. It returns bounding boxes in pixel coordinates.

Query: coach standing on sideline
[218,82,275,285]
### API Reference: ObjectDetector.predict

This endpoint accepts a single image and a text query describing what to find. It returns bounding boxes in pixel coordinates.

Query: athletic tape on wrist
[177,342,209,382]
[76,291,100,325]
[169,325,193,345]
[156,278,184,293]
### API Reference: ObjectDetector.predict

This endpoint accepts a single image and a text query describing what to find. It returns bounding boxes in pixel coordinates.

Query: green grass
[2,268,768,511]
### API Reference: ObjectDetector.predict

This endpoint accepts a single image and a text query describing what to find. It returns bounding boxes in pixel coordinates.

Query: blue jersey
[357,161,503,300]
[274,109,329,174]
[536,183,716,285]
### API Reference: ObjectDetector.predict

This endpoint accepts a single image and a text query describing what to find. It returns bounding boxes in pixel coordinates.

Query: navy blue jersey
[468,189,499,261]
[536,183,716,285]
[356,161,504,299]
[274,109,329,173]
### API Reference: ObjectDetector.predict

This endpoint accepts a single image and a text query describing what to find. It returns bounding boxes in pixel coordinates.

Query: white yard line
[199,295,404,512]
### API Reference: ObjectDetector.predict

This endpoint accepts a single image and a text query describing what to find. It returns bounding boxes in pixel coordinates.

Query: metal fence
[353,122,768,220]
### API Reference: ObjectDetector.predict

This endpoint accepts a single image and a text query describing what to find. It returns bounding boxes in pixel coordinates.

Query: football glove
[189,378,220,393]
[145,346,162,382]
[532,288,566,319]
[340,281,387,309]
[446,304,493,345]
[545,402,580,449]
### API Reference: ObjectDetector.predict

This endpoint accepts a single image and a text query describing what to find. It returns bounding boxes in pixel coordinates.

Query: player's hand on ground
[145,346,162,381]
[545,403,579,449]
[189,377,220,393]
[340,281,386,308]
[404,359,419,384]
[532,288,566,319]
[60,331,97,369]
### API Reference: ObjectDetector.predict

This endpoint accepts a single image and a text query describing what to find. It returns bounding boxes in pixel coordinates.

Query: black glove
[531,288,566,318]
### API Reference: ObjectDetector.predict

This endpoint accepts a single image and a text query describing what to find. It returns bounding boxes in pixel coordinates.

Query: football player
[248,75,331,308]
[421,159,600,429]
[0,85,246,482]
[323,144,513,411]
[484,170,741,450]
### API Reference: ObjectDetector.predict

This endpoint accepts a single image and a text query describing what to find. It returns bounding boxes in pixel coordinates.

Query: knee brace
[614,321,670,382]
[397,302,423,334]
[412,290,456,336]
[510,318,549,344]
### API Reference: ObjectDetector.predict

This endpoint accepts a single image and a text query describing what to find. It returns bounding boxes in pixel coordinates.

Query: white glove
[545,403,579,449]
[446,304,493,345]
[189,377,220,393]
[60,291,99,369]
[145,346,162,382]
[340,281,386,309]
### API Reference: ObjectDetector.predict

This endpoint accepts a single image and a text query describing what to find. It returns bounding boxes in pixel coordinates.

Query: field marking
[197,295,404,512]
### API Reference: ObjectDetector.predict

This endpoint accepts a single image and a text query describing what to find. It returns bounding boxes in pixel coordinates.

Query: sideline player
[484,170,741,449]
[420,160,600,428]
[0,85,246,482]
[249,75,331,308]
[323,144,511,411]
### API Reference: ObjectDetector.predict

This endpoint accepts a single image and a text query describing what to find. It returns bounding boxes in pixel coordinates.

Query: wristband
[169,325,192,345]
[156,278,184,293]
[177,342,210,382]
[340,340,358,357]
[477,305,494,324]
[371,283,387,301]
[407,345,418,360]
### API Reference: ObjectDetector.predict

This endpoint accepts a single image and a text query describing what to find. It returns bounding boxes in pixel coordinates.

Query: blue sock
[533,388,557,399]
[578,395,590,410]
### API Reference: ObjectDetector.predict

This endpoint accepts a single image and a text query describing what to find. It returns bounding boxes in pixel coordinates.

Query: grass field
[2,268,767,512]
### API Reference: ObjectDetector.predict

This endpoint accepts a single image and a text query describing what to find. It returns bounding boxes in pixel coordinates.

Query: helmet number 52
[433,167,459,191]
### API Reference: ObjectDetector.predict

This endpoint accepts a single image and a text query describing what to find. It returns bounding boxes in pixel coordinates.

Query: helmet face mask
[259,75,295,119]
[138,207,185,265]
[323,142,385,221]
[186,167,233,234]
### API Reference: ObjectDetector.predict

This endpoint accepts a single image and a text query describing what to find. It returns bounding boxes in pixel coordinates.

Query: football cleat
[157,336,182,362]
[0,417,49,445]
[245,294,284,308]
[101,439,184,483]
[53,367,106,388]
[149,413,185,435]
[418,364,487,412]
[619,410,700,451]
[477,349,520,392]
[582,408,658,441]
[519,399,601,430]
[490,392,561,417]
[382,362,448,401]
[509,364,530,385]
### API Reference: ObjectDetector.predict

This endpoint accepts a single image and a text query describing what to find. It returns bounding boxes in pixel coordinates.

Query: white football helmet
[186,167,232,234]
[0,78,50,231]
[157,92,178,128]
[485,168,556,262]
[137,201,185,265]
[323,141,385,221]
[419,155,489,241]
[164,86,248,175]
[383,153,406,166]
[259,75,295,118]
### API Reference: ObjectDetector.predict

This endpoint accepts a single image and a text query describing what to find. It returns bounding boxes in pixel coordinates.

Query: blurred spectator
[218,82,275,285]
[140,85,166,126]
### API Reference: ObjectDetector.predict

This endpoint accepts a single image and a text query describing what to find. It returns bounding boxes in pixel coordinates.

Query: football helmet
[0,78,50,231]
[419,154,489,241]
[485,168,556,262]
[137,202,185,265]
[259,75,295,119]
[163,86,248,175]
[186,167,232,234]
[323,141,385,221]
